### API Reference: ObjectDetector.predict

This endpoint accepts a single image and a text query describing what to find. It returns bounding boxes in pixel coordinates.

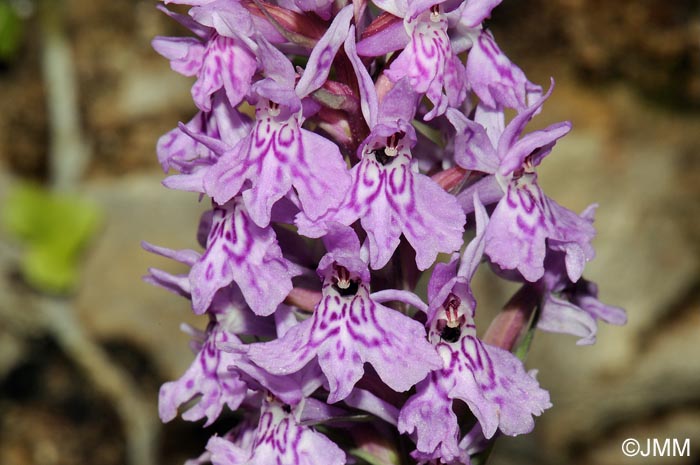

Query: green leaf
[2,183,102,294]
[0,2,23,61]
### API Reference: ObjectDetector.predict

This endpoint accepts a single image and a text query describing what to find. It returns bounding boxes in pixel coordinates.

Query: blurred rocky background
[0,0,698,464]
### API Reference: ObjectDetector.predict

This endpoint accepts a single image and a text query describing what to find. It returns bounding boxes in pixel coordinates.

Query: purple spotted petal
[154,32,256,111]
[159,323,247,426]
[206,104,351,227]
[386,8,464,119]
[295,5,353,97]
[152,36,205,77]
[298,146,464,270]
[447,336,551,437]
[157,94,252,176]
[404,171,467,270]
[546,200,596,282]
[191,34,257,111]
[189,200,298,316]
[248,279,440,403]
[206,399,346,465]
[484,174,551,282]
[398,373,465,463]
[465,29,534,111]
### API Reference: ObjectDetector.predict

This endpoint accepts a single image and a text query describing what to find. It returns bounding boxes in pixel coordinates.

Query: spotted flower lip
[143,200,299,317]
[159,321,248,427]
[296,34,465,271]
[246,226,441,403]
[190,199,300,316]
[205,398,346,465]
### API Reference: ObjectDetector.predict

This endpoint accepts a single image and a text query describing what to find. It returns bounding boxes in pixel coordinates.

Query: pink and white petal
[159,326,246,426]
[246,318,319,376]
[398,376,463,462]
[362,187,402,269]
[219,41,257,109]
[477,341,552,435]
[366,302,442,391]
[242,146,294,227]
[293,129,351,221]
[484,181,550,282]
[206,436,251,465]
[203,139,252,205]
[318,331,366,403]
[400,172,466,270]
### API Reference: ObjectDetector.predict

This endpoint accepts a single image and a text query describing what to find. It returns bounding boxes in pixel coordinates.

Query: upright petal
[295,5,354,97]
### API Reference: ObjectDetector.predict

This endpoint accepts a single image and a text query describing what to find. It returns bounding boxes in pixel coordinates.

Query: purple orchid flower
[206,398,346,465]
[297,32,466,271]
[159,321,249,426]
[398,195,551,462]
[152,2,258,111]
[201,6,355,227]
[190,200,300,315]
[143,200,300,316]
[536,210,627,345]
[449,82,595,282]
[356,0,538,118]
[247,225,442,403]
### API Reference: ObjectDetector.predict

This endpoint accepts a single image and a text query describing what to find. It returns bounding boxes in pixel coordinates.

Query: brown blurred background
[0,1,699,464]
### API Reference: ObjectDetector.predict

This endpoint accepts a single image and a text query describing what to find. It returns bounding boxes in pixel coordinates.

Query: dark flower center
[332,264,361,297]
[333,279,360,296]
[373,148,394,166]
[440,325,461,343]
